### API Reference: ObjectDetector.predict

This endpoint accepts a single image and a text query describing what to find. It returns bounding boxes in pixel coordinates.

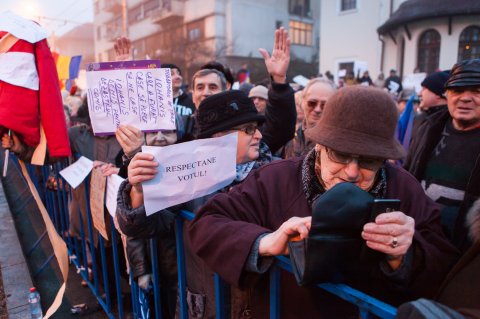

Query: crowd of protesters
[2,24,480,319]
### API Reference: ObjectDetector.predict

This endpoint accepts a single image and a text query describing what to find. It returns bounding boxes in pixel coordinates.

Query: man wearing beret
[404,59,480,251]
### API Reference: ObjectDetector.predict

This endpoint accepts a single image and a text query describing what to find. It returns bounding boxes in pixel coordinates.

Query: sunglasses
[306,100,327,110]
[325,147,384,171]
[231,124,259,136]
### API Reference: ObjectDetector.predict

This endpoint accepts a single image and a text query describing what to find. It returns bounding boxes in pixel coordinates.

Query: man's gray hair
[303,77,336,96]
[192,69,227,91]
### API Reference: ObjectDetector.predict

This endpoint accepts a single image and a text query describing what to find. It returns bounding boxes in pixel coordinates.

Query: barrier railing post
[53,162,68,242]
[175,216,188,319]
[269,264,281,319]
[55,161,74,252]
[214,274,226,319]
[150,238,163,319]
[110,216,125,318]
[130,275,139,319]
[76,198,91,287]
[82,179,101,294]
[98,236,112,312]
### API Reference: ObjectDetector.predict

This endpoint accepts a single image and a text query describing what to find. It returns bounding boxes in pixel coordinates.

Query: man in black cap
[404,59,480,251]
[411,70,450,137]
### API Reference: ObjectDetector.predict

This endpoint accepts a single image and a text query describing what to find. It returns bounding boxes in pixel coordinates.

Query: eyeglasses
[231,124,259,135]
[325,147,384,171]
[306,100,327,110]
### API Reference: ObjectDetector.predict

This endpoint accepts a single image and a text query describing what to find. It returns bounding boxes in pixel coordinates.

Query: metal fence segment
[19,161,398,318]
[175,215,188,319]
[150,238,163,319]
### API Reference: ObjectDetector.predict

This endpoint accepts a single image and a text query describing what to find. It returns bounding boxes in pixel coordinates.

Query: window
[144,0,159,17]
[458,26,480,61]
[186,20,204,42]
[417,29,441,74]
[340,0,356,11]
[188,28,200,41]
[289,0,311,18]
[289,20,313,46]
[128,5,143,24]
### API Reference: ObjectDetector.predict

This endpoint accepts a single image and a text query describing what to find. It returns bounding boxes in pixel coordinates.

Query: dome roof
[378,0,480,35]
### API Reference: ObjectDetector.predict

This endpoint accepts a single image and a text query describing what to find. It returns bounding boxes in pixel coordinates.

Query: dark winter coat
[260,82,296,154]
[435,198,480,318]
[189,157,459,318]
[404,107,480,251]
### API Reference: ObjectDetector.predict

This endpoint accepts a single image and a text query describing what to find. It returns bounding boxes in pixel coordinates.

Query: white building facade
[320,0,480,83]
[93,0,320,81]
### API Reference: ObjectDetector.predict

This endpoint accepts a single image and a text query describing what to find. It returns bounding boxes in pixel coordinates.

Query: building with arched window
[458,26,480,61]
[319,0,480,84]
[378,0,480,77]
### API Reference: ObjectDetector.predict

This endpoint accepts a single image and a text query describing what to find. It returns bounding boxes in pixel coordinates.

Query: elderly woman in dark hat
[116,89,275,318]
[188,86,459,318]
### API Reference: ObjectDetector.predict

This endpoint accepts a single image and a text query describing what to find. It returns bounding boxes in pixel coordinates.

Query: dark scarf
[234,141,273,183]
[301,148,387,205]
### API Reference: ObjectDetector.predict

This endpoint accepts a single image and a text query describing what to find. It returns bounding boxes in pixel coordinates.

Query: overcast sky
[1,0,93,36]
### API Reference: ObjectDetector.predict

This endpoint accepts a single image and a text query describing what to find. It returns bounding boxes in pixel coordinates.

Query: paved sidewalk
[0,180,33,319]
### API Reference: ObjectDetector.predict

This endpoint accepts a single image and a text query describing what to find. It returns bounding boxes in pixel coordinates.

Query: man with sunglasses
[281,77,335,159]
[404,59,480,252]
[188,86,458,318]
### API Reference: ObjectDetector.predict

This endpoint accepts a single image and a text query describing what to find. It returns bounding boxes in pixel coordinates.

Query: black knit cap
[421,70,450,97]
[195,90,265,138]
[445,59,480,89]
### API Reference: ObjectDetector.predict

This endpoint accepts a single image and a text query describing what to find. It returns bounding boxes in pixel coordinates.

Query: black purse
[288,182,378,286]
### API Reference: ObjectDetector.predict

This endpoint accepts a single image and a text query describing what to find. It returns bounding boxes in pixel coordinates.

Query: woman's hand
[127,152,158,208]
[362,211,415,270]
[100,163,120,177]
[127,152,158,193]
[115,124,144,157]
[259,216,311,256]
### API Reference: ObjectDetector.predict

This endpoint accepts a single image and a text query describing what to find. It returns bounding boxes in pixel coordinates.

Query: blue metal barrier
[21,160,397,319]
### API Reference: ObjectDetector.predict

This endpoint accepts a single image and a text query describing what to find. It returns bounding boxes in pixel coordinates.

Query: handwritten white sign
[106,174,125,217]
[59,156,93,189]
[142,133,238,215]
[403,72,427,93]
[86,68,176,135]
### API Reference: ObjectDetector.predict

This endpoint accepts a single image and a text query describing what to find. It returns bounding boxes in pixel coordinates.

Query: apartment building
[93,0,320,82]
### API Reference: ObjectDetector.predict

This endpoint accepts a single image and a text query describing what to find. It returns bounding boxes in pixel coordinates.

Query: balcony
[150,0,184,27]
[103,0,122,13]
[105,25,123,42]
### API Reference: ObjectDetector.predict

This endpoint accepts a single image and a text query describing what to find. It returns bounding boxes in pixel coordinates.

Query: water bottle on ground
[28,287,43,319]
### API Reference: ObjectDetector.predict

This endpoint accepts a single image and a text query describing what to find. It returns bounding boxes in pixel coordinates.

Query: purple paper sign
[86,60,161,72]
